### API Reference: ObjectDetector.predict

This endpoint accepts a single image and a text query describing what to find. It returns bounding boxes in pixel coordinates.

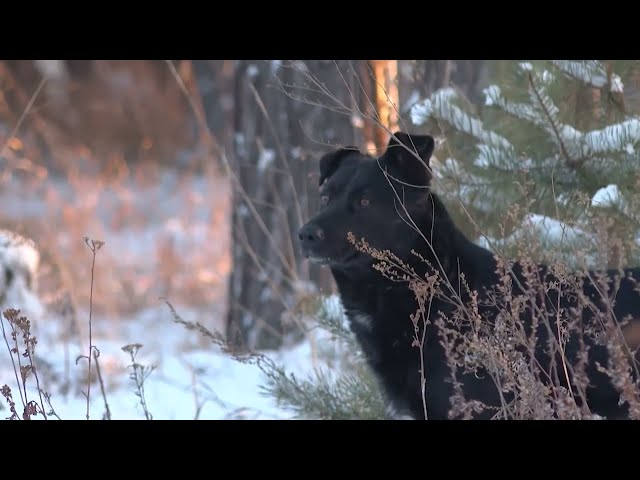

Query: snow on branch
[556,118,640,160]
[551,60,623,93]
[527,70,562,130]
[472,143,533,170]
[478,213,590,254]
[411,88,514,151]
[581,118,640,156]
[484,84,546,128]
[591,184,622,208]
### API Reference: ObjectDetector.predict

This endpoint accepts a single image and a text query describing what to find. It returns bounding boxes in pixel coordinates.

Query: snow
[0,301,329,420]
[270,60,283,74]
[0,165,343,420]
[473,146,491,168]
[611,74,624,93]
[541,70,555,84]
[322,294,347,329]
[472,144,535,171]
[557,118,640,159]
[551,60,623,93]
[485,84,542,126]
[523,213,585,242]
[350,114,365,129]
[247,64,259,78]
[483,85,501,106]
[411,88,513,152]
[582,118,640,155]
[410,98,433,125]
[402,90,420,115]
[258,148,275,172]
[0,230,45,324]
[478,213,587,250]
[0,230,41,279]
[591,184,621,208]
[551,60,608,88]
[560,124,583,146]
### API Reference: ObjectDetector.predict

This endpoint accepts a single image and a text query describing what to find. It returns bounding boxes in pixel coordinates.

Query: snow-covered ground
[0,166,333,420]
[1,303,321,420]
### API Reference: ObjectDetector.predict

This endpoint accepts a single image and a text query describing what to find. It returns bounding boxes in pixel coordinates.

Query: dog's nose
[298,224,324,244]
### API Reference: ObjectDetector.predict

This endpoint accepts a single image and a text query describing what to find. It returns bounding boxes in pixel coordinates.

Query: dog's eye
[360,198,370,207]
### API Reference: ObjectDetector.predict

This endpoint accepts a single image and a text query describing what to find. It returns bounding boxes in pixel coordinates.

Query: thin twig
[22,325,47,420]
[80,237,105,420]
[0,77,47,161]
[93,348,111,420]
[0,311,26,407]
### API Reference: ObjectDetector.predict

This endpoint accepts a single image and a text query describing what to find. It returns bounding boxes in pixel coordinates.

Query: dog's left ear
[381,132,434,185]
[318,146,359,186]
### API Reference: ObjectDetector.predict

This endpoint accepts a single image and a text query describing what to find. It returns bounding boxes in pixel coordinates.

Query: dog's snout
[298,224,325,244]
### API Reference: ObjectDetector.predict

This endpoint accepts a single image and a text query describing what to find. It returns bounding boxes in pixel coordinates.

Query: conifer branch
[527,71,579,169]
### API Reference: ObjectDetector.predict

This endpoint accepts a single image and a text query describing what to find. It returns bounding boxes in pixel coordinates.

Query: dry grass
[0,308,55,419]
[0,236,156,420]
[346,224,640,420]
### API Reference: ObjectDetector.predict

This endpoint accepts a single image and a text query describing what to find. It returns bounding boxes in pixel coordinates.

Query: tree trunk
[225,60,375,350]
[369,60,399,150]
[192,60,235,158]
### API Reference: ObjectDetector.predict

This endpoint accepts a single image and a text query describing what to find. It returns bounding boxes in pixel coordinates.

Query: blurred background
[0,60,490,347]
[1,60,639,420]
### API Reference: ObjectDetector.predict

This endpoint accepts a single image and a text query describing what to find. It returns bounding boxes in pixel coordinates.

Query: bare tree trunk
[369,60,399,150]
[192,60,235,158]
[225,60,370,350]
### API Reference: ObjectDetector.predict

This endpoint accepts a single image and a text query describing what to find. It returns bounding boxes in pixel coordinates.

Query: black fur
[298,131,640,420]
[319,146,360,187]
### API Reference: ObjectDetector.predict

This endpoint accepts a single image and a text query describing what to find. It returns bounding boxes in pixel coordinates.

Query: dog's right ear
[381,132,435,186]
[318,146,359,186]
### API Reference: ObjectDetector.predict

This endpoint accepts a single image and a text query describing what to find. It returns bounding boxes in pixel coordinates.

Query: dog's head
[298,131,435,271]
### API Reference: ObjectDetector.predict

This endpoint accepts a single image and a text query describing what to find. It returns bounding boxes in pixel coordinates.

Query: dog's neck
[331,193,497,305]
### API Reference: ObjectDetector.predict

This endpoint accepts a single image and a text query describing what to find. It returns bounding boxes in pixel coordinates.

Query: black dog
[298,131,640,420]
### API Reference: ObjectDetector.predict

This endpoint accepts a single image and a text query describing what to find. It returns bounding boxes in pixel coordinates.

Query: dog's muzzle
[298,223,326,259]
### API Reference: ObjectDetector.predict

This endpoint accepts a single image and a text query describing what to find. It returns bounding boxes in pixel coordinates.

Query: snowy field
[0,305,320,420]
[0,166,334,420]
[1,304,322,420]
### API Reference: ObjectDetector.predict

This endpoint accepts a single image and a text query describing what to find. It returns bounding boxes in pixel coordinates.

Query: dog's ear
[318,146,359,186]
[381,132,434,185]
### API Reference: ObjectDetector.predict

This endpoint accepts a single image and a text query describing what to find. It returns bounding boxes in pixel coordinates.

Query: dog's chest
[345,307,413,360]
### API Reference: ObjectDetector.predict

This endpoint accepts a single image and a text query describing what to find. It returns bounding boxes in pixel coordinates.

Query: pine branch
[260,363,386,420]
[484,84,542,126]
[167,295,386,421]
[411,88,514,151]
[527,71,577,168]
[581,118,640,157]
[550,60,613,90]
